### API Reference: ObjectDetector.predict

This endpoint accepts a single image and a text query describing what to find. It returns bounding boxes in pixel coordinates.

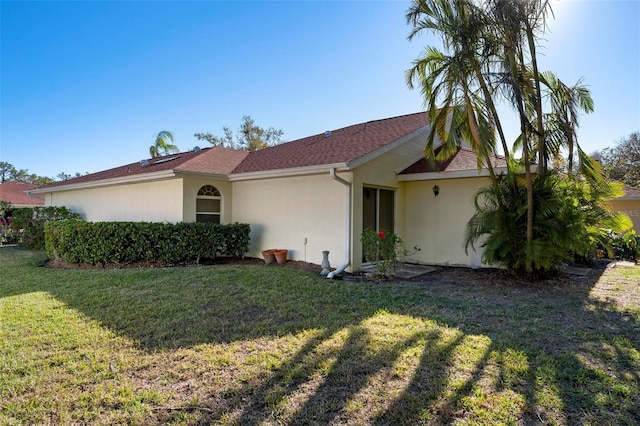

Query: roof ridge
[363,111,428,124]
[253,111,428,152]
[328,111,427,134]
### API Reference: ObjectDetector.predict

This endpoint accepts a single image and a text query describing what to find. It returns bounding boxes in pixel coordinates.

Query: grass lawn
[1,247,639,425]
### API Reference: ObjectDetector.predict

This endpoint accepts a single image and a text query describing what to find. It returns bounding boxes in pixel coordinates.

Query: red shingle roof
[0,181,44,206]
[231,112,430,173]
[399,147,507,174]
[38,112,433,190]
[41,147,248,189]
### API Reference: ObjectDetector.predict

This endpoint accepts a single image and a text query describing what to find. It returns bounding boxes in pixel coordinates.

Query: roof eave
[229,163,349,181]
[397,166,509,181]
[8,203,45,208]
[28,170,178,194]
[173,170,231,180]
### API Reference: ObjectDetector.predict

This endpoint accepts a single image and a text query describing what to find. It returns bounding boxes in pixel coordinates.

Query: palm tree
[540,71,594,175]
[149,130,179,158]
[406,0,506,203]
[485,0,553,258]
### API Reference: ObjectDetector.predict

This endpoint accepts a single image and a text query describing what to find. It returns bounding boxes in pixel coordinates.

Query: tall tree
[195,116,285,152]
[0,162,17,183]
[406,0,619,276]
[0,161,74,185]
[406,0,505,205]
[595,132,640,187]
[485,0,554,257]
[540,72,594,175]
[149,130,179,158]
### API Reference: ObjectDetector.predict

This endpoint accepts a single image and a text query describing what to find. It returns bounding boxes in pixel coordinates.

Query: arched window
[196,185,221,223]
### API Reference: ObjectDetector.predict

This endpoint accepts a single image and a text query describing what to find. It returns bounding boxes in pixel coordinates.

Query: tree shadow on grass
[2,248,639,424]
[374,267,640,425]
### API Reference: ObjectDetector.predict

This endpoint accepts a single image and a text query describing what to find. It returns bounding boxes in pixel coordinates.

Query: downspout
[327,168,351,279]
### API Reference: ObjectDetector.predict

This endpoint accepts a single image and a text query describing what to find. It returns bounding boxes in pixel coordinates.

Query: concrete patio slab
[362,263,440,279]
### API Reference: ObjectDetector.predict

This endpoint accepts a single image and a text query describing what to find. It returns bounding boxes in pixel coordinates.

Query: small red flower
[378,231,385,238]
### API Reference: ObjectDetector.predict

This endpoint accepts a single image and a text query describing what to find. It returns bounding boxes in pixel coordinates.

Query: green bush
[597,230,640,261]
[465,170,631,277]
[45,221,250,266]
[361,228,419,279]
[9,206,82,249]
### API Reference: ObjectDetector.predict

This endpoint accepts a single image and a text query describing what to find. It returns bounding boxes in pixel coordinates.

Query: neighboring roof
[620,186,640,200]
[39,147,248,190]
[0,181,44,206]
[231,112,429,173]
[399,147,507,174]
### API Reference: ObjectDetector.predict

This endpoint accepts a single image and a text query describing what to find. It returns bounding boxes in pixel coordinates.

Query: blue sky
[1,0,639,178]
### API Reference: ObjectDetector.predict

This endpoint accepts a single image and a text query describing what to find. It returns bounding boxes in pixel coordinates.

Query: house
[0,181,44,208]
[30,112,508,272]
[608,186,640,233]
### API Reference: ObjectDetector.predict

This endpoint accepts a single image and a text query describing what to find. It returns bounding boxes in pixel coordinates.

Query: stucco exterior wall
[44,179,184,222]
[349,133,429,271]
[182,178,233,223]
[402,177,488,267]
[608,199,640,232]
[231,173,349,266]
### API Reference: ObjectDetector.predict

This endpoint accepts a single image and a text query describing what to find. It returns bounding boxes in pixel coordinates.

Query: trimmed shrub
[45,221,250,266]
[9,206,82,249]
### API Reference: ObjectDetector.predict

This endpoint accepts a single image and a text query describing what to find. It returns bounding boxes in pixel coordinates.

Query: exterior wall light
[432,185,440,196]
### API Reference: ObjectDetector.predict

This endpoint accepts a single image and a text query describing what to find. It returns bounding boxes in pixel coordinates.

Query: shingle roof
[177,147,249,175]
[0,181,44,206]
[41,147,248,189]
[399,147,507,174]
[231,112,430,173]
[37,112,431,190]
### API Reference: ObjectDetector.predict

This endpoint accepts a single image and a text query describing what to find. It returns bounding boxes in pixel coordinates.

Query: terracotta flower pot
[274,249,288,265]
[262,249,276,265]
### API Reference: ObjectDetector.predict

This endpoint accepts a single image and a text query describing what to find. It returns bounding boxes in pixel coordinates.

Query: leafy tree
[0,161,81,185]
[149,130,179,158]
[0,162,16,183]
[55,172,85,182]
[195,116,285,152]
[30,175,54,186]
[0,162,53,185]
[594,132,640,187]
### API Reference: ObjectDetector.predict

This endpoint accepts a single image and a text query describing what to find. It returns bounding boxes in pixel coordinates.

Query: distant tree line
[0,161,86,186]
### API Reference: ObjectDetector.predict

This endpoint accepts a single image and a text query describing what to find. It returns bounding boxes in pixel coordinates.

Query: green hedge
[45,221,250,265]
[10,206,83,249]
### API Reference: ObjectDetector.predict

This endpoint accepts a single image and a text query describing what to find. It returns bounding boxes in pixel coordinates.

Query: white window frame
[196,185,222,223]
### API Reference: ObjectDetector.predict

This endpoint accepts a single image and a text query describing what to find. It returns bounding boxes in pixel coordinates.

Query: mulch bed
[42,254,617,287]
